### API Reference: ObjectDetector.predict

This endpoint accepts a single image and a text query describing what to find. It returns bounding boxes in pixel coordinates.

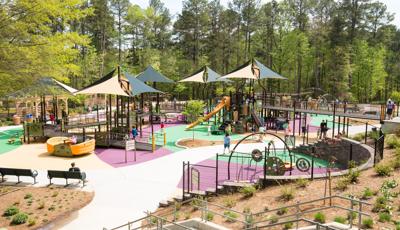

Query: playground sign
[125,140,136,163]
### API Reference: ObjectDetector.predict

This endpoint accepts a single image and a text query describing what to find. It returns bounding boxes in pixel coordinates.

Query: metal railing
[104,195,371,230]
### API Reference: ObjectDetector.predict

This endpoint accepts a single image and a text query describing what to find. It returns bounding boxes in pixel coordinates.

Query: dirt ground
[0,186,93,229]
[154,145,400,229]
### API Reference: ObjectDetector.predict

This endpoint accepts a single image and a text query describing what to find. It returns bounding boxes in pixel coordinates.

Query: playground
[0,61,390,229]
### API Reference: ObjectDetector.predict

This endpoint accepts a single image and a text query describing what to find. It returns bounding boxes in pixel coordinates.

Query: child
[223,133,231,154]
[131,126,138,140]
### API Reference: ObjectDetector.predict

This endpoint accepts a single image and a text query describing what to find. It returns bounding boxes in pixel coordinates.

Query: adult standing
[387,99,395,120]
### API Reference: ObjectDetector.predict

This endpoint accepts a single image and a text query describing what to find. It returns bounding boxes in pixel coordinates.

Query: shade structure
[220,59,286,80]
[75,69,130,96]
[179,66,230,83]
[124,72,162,96]
[6,77,77,98]
[136,66,174,83]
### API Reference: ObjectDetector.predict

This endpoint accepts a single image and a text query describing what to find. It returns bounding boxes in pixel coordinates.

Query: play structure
[46,137,95,157]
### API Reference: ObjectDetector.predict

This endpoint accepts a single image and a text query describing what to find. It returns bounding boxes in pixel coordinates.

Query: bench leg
[33,177,37,184]
[65,178,69,187]
[16,176,21,184]
[82,179,85,187]
[49,178,52,186]
[1,175,4,183]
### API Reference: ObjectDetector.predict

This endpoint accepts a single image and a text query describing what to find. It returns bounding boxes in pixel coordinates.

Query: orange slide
[186,96,230,130]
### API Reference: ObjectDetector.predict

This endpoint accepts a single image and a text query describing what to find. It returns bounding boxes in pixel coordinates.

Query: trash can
[13,115,21,125]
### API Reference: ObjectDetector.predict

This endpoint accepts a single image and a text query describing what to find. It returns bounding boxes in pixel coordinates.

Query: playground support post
[293,101,296,146]
[346,118,350,137]
[182,162,185,201]
[332,102,336,138]
[365,122,368,144]
[216,154,219,195]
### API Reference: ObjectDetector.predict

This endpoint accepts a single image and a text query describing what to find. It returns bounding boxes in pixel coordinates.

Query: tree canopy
[1,0,399,103]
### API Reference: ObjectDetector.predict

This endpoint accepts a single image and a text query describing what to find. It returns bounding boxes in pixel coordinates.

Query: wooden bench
[0,167,38,184]
[47,170,87,187]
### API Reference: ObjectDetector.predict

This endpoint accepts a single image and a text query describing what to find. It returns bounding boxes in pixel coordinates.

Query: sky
[129,0,400,28]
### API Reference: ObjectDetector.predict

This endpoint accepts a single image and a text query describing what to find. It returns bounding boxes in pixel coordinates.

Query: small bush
[269,215,278,224]
[361,187,373,199]
[386,135,400,149]
[190,198,202,211]
[372,196,388,213]
[351,133,365,142]
[378,212,391,222]
[28,218,36,226]
[295,178,309,188]
[348,160,357,169]
[11,212,28,225]
[335,177,350,191]
[280,187,295,201]
[3,206,19,216]
[224,211,238,223]
[277,207,288,216]
[52,191,59,197]
[283,222,293,229]
[240,186,256,198]
[243,207,251,213]
[223,197,236,208]
[374,163,393,177]
[347,211,357,222]
[334,216,346,224]
[24,193,33,199]
[362,218,374,228]
[184,213,191,220]
[347,168,360,183]
[206,212,214,221]
[314,212,326,223]
[174,202,181,211]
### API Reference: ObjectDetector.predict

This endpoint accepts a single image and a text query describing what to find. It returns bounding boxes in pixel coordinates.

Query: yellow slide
[186,96,230,130]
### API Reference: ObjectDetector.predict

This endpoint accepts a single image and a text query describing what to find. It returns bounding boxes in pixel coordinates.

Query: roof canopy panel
[219,61,256,80]
[220,59,287,80]
[6,77,77,98]
[254,60,287,80]
[75,70,129,96]
[136,66,174,83]
[124,72,162,96]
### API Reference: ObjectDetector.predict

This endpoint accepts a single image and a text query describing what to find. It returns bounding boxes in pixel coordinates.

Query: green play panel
[310,114,351,129]
[160,124,246,152]
[0,128,23,154]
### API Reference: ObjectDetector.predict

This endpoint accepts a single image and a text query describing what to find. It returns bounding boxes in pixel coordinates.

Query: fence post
[374,141,377,166]
[364,122,368,144]
[216,154,219,194]
[182,162,185,201]
[295,201,300,229]
[358,202,362,229]
[349,144,353,164]
[349,198,354,229]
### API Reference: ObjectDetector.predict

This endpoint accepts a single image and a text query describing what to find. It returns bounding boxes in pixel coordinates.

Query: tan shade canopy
[75,70,129,96]
[219,62,256,80]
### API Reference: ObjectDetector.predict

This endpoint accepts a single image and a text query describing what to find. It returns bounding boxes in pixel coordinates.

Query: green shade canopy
[219,58,287,80]
[6,77,77,98]
[136,66,174,83]
[179,66,231,83]
[124,72,163,96]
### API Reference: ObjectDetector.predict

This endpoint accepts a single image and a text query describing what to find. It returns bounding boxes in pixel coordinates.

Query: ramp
[251,110,262,127]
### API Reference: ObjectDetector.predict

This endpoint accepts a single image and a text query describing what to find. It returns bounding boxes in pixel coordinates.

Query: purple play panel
[177,159,339,192]
[95,147,172,168]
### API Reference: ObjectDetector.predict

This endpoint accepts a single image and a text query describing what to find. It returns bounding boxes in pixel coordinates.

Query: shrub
[243,207,251,214]
[224,211,238,223]
[28,218,36,226]
[223,197,236,208]
[206,212,214,221]
[374,163,393,177]
[277,207,288,216]
[347,168,360,183]
[240,186,256,198]
[24,193,33,199]
[362,218,374,228]
[334,216,346,224]
[283,222,293,229]
[11,212,28,225]
[190,198,202,211]
[378,212,391,222]
[348,160,357,169]
[3,206,19,216]
[361,187,374,199]
[269,215,278,224]
[52,191,59,197]
[295,178,309,188]
[280,187,295,201]
[335,177,350,191]
[372,196,390,213]
[386,135,400,149]
[314,212,326,223]
[351,133,365,142]
[347,211,357,222]
[184,213,191,220]
[174,202,181,211]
